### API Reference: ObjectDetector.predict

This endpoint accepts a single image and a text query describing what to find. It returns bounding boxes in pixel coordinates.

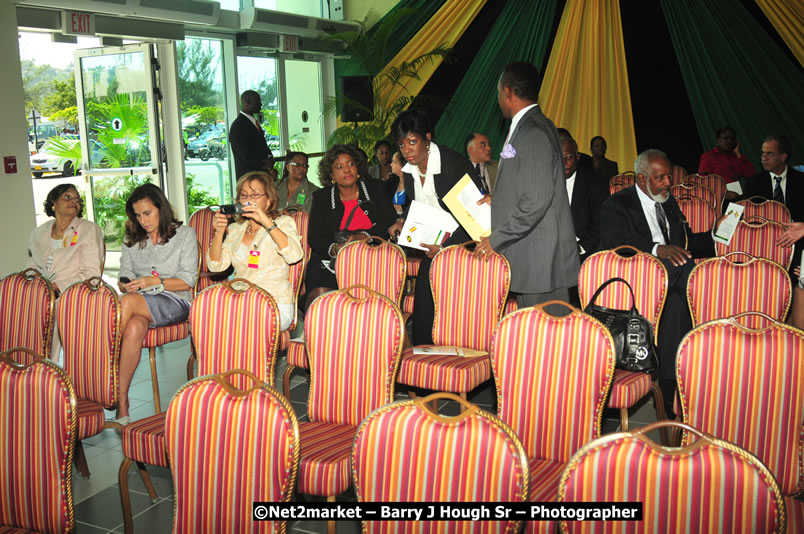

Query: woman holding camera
[207,171,303,330]
[276,151,318,213]
[117,184,198,424]
[305,144,399,309]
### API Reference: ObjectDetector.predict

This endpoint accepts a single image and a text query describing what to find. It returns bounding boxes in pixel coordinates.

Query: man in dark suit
[743,135,803,220]
[475,62,579,309]
[229,90,273,180]
[464,132,498,194]
[600,149,722,414]
[560,134,608,263]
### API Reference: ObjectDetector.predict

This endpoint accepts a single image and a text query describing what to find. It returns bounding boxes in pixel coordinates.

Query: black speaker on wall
[340,76,374,122]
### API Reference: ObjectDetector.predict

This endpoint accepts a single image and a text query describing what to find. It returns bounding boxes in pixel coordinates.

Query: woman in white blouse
[207,171,304,330]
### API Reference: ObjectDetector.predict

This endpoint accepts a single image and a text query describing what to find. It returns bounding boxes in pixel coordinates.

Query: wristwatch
[266,220,279,232]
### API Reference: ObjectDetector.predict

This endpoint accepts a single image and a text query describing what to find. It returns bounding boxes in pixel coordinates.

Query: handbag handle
[535,300,579,317]
[586,277,638,313]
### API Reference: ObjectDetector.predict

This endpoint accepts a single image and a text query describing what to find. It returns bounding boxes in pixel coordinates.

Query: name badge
[296,192,306,205]
[248,250,261,269]
[69,231,78,247]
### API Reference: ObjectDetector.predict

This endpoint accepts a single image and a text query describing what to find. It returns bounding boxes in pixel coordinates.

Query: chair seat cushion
[406,257,421,277]
[287,339,308,369]
[298,421,355,497]
[0,527,40,533]
[121,413,169,468]
[396,346,490,393]
[402,294,414,315]
[278,330,290,351]
[77,398,106,440]
[787,497,803,534]
[607,369,652,408]
[142,321,189,348]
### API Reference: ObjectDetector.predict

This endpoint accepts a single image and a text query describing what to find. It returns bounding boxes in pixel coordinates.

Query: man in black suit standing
[229,90,273,180]
[600,149,722,414]
[560,134,608,263]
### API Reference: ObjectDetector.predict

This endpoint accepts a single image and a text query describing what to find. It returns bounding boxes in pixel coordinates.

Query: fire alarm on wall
[4,156,18,174]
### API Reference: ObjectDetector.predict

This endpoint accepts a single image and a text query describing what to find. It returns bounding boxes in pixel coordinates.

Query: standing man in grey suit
[475,62,580,307]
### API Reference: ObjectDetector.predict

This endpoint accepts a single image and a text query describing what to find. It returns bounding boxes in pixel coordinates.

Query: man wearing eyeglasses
[229,90,274,180]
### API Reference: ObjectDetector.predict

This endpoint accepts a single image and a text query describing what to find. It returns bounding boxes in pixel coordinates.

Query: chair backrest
[714,217,793,269]
[687,253,792,328]
[166,369,299,534]
[0,268,55,359]
[352,392,528,534]
[491,303,615,463]
[285,253,306,333]
[335,238,407,306]
[675,195,716,233]
[685,173,726,210]
[431,243,510,350]
[558,421,786,533]
[737,197,792,224]
[671,164,686,185]
[189,207,228,292]
[670,183,716,210]
[609,172,635,195]
[578,246,668,338]
[189,279,280,388]
[0,349,77,534]
[305,286,404,426]
[676,314,804,496]
[286,209,310,260]
[58,277,120,408]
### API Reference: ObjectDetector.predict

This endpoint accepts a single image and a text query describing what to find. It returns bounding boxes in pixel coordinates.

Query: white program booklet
[726,181,743,195]
[398,200,459,251]
[713,202,745,246]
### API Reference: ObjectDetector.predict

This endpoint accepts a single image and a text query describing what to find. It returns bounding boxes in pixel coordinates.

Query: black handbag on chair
[583,277,659,373]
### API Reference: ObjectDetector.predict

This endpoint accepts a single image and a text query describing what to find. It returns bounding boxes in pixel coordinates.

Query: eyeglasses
[59,194,81,203]
[238,193,265,201]
[288,162,309,169]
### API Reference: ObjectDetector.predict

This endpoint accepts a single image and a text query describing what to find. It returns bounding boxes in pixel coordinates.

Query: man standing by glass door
[229,90,274,180]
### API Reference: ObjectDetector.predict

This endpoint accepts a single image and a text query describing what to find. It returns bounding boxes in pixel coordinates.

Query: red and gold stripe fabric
[503,296,518,317]
[491,307,615,464]
[305,287,403,426]
[406,256,421,277]
[687,255,792,328]
[737,198,793,224]
[288,210,311,297]
[121,413,169,468]
[786,497,803,534]
[166,373,299,534]
[278,253,306,351]
[676,195,717,233]
[402,294,415,315]
[351,397,528,534]
[189,281,280,389]
[714,219,793,269]
[578,248,668,339]
[58,279,119,408]
[286,339,306,368]
[0,357,76,534]
[608,173,635,195]
[676,317,804,496]
[430,245,510,350]
[606,369,651,408]
[671,183,717,210]
[188,207,219,293]
[558,427,786,533]
[297,421,356,497]
[685,173,726,211]
[671,165,687,185]
[396,346,491,392]
[141,321,189,349]
[0,270,54,359]
[335,239,406,306]
[75,398,105,441]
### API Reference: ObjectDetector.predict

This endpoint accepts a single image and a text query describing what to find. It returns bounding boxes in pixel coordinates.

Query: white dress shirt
[565,170,577,206]
[635,184,668,256]
[504,103,539,145]
[769,165,788,200]
[403,142,445,212]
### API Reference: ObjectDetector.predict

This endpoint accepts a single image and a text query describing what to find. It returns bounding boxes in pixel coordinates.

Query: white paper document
[442,174,492,241]
[713,202,745,246]
[412,346,488,357]
[726,181,743,195]
[398,200,459,251]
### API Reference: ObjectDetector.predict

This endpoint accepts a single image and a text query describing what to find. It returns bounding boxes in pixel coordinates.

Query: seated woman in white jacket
[207,171,304,330]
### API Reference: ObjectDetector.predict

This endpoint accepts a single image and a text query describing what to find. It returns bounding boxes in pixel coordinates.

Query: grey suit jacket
[486,160,499,192]
[489,106,580,293]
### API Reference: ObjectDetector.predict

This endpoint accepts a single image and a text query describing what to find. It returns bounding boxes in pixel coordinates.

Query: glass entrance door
[284,58,325,185]
[73,43,161,251]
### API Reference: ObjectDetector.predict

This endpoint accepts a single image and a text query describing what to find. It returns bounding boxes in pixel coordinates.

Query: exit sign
[63,11,95,36]
[280,35,298,53]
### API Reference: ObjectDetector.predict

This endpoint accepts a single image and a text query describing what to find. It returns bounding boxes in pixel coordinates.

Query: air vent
[241,7,359,39]
[132,0,220,25]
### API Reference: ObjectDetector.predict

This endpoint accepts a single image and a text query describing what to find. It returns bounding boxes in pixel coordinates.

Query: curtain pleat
[754,0,804,67]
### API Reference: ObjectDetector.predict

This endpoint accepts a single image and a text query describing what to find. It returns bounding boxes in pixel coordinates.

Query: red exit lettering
[64,11,94,36]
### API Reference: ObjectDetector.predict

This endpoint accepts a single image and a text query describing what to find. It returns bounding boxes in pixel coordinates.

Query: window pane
[236,56,280,162]
[284,59,324,186]
[254,0,323,18]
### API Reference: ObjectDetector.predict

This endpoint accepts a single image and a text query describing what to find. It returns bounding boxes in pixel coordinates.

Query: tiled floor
[71,336,662,533]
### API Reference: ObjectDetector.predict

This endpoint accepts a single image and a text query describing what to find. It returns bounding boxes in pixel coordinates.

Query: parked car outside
[30,136,104,178]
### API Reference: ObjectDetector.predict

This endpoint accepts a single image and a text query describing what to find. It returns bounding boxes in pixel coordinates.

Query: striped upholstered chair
[670,183,717,211]
[0,349,77,534]
[687,253,792,328]
[675,195,716,233]
[188,207,232,293]
[685,173,726,211]
[714,216,793,269]
[166,369,299,534]
[737,197,793,224]
[491,302,615,533]
[558,421,786,533]
[119,278,281,534]
[671,164,687,185]
[58,277,121,478]
[352,392,529,533]
[0,268,56,360]
[396,243,510,403]
[286,208,310,292]
[609,172,635,195]
[402,256,422,315]
[298,286,403,531]
[282,238,406,398]
[676,313,804,532]
[578,246,669,435]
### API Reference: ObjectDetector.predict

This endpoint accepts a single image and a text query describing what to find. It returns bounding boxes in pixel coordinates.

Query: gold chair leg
[136,461,159,502]
[619,408,629,431]
[282,364,295,400]
[149,346,161,413]
[74,440,91,478]
[186,342,197,381]
[327,496,336,534]
[119,458,134,534]
[650,383,671,446]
